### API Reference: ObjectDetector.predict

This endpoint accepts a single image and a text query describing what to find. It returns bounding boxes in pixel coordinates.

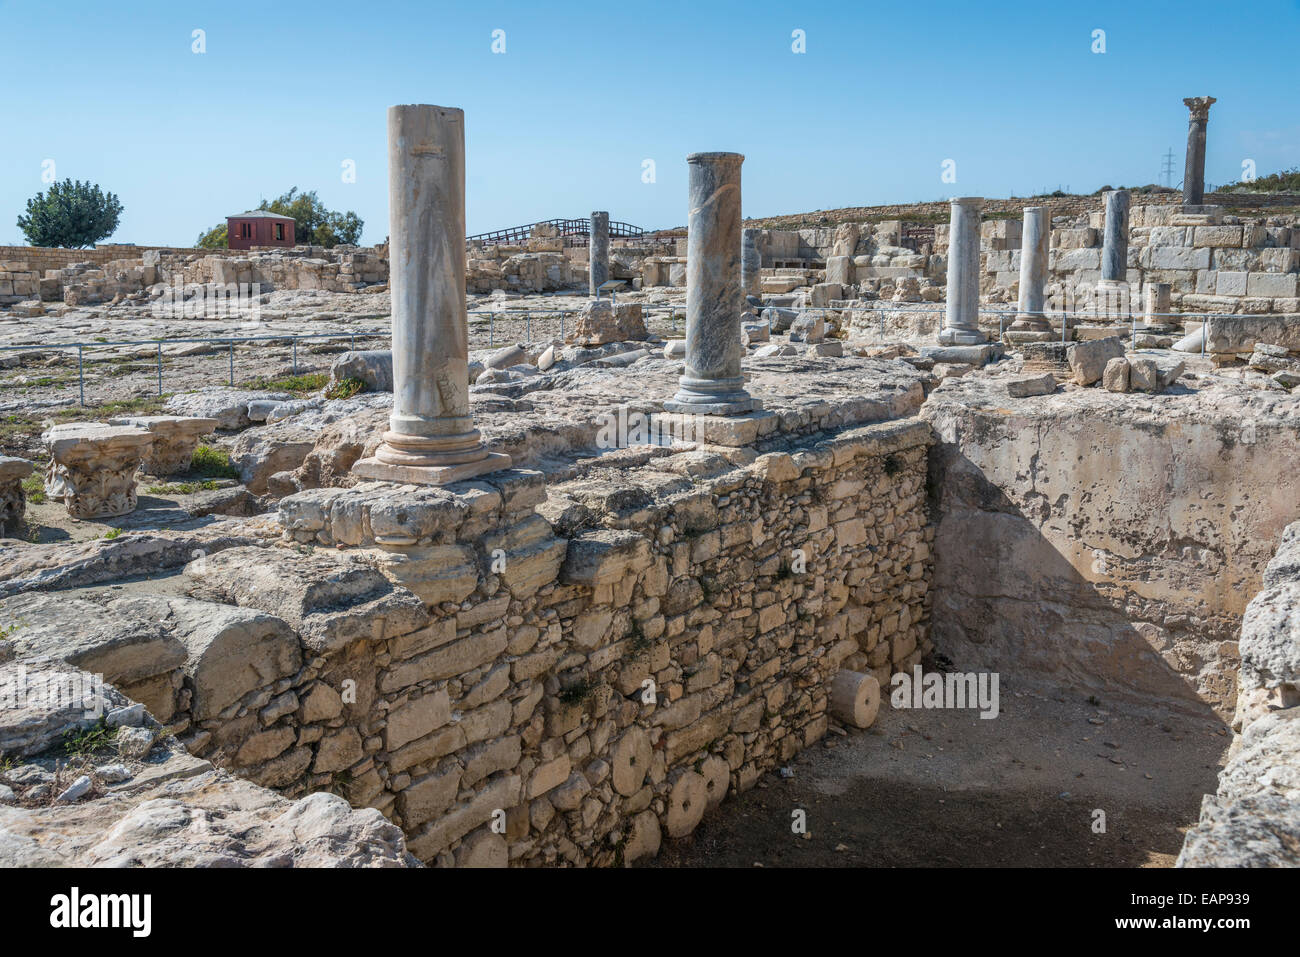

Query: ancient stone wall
[0,243,248,279]
[0,246,390,307]
[0,418,932,866]
[923,377,1300,716]
[1178,520,1300,866]
[979,205,1300,314]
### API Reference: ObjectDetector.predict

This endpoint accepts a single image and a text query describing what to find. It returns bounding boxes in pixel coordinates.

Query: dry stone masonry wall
[0,416,932,867]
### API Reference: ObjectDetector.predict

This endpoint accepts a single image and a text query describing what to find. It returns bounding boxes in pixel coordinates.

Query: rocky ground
[0,658,414,867]
[1,281,1296,868]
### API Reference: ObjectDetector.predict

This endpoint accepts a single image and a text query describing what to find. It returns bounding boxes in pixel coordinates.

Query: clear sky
[2,0,1298,247]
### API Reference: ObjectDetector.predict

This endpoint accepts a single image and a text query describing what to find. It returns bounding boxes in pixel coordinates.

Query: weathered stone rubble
[1178,521,1300,866]
[0,659,414,867]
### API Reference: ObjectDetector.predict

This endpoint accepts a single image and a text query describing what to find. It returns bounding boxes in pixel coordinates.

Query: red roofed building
[226,210,296,250]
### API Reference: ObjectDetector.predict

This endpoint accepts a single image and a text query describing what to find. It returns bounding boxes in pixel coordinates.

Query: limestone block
[1246,273,1299,299]
[1192,225,1244,248]
[825,255,853,286]
[361,544,478,607]
[1149,246,1211,270]
[1052,227,1098,249]
[1067,337,1125,386]
[1102,357,1130,392]
[1052,248,1101,271]
[788,313,825,343]
[1148,226,1190,247]
[1215,271,1248,297]
[560,529,652,585]
[1005,373,1057,398]
[570,300,647,345]
[1213,248,1264,272]
[1260,249,1299,273]
[1128,357,1159,392]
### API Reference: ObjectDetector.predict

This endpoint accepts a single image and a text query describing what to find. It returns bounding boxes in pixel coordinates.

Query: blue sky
[2,0,1298,247]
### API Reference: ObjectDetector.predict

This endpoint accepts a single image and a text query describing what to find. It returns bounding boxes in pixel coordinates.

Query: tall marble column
[741,227,762,304]
[664,152,759,415]
[1182,97,1216,207]
[353,104,510,485]
[938,197,986,346]
[589,211,610,296]
[1096,189,1131,315]
[1100,190,1130,283]
[1008,206,1051,338]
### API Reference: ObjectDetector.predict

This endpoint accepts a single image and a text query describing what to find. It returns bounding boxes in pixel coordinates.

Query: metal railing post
[77,345,85,407]
[292,338,298,374]
[228,341,234,386]
[156,342,163,396]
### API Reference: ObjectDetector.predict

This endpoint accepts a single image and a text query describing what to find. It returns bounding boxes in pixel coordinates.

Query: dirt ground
[651,684,1229,868]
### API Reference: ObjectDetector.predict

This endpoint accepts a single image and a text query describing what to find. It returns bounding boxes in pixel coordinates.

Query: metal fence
[0,329,390,406]
[0,302,1242,408]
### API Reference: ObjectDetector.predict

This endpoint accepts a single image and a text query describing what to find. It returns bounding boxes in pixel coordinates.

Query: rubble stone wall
[7,418,932,866]
[0,243,246,278]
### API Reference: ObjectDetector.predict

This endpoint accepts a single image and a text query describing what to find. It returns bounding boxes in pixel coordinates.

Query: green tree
[259,187,364,247]
[17,179,123,248]
[195,223,228,249]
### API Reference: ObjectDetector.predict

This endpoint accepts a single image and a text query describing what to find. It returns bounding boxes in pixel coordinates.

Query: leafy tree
[259,187,364,247]
[17,179,123,248]
[195,223,228,249]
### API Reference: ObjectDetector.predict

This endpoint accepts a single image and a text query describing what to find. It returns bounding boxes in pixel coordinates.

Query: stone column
[589,211,610,296]
[938,197,986,346]
[354,104,510,485]
[664,152,759,415]
[1097,189,1132,315]
[741,227,762,304]
[1144,282,1172,322]
[1182,96,1216,207]
[1008,206,1051,339]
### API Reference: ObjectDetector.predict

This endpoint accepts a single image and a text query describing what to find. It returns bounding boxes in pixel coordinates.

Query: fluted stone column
[741,227,762,303]
[1183,97,1216,208]
[938,197,986,346]
[1096,189,1131,316]
[353,104,510,485]
[1008,206,1051,339]
[664,152,759,416]
[589,211,610,296]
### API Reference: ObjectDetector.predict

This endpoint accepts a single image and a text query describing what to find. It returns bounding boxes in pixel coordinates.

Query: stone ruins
[0,96,1297,869]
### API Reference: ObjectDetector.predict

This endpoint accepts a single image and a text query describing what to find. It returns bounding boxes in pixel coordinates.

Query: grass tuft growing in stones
[190,444,239,479]
[323,376,367,400]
